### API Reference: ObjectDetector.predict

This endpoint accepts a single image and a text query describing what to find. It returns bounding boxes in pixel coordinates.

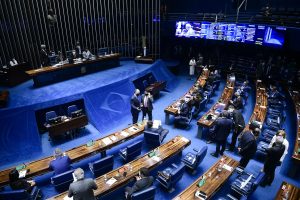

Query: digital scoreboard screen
[175,21,286,47]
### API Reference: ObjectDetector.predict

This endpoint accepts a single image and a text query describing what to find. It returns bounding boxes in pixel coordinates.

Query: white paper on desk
[121,131,129,137]
[222,164,233,172]
[153,120,161,129]
[102,137,112,145]
[106,177,117,186]
[110,135,117,141]
[181,137,189,143]
[152,156,161,162]
[18,170,27,178]
[129,126,139,132]
[63,195,73,200]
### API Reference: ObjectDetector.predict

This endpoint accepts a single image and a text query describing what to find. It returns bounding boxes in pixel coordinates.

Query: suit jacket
[131,95,141,113]
[68,178,98,200]
[213,118,233,142]
[10,179,32,192]
[232,98,243,110]
[49,156,71,175]
[264,144,285,170]
[126,176,154,197]
[141,94,153,110]
[232,110,245,129]
[178,102,189,117]
[238,131,257,157]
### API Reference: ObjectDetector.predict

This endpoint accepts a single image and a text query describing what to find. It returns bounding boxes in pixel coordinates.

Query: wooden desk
[289,90,300,160]
[275,181,300,200]
[47,115,88,139]
[48,135,191,200]
[243,80,267,138]
[26,54,120,87]
[145,81,167,97]
[196,74,235,138]
[0,62,32,86]
[0,123,145,187]
[173,155,239,200]
[164,69,209,124]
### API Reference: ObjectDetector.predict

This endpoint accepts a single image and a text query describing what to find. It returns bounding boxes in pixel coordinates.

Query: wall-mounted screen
[175,21,286,47]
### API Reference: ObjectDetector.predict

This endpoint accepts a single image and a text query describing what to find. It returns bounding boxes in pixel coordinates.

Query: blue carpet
[1,68,300,199]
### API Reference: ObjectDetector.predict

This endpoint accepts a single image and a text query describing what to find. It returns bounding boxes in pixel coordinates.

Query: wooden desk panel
[26,54,120,76]
[48,115,88,138]
[0,123,145,187]
[145,81,167,97]
[197,75,235,128]
[173,155,239,200]
[290,90,300,160]
[275,181,300,200]
[164,69,209,116]
[48,135,191,200]
[243,80,267,138]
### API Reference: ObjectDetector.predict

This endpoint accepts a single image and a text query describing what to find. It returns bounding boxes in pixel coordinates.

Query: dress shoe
[210,153,218,157]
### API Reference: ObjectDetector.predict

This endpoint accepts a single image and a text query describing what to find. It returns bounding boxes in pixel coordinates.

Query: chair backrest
[170,164,185,184]
[144,131,160,147]
[46,111,57,123]
[67,105,78,117]
[126,140,143,161]
[131,186,156,200]
[195,146,208,167]
[91,155,114,177]
[0,189,30,200]
[51,169,75,192]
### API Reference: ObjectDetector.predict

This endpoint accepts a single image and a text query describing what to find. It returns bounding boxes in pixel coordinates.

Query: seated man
[229,93,243,110]
[49,148,71,175]
[145,120,164,133]
[174,99,191,124]
[9,169,36,192]
[125,167,154,199]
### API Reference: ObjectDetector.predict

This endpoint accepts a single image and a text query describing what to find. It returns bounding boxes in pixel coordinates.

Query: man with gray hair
[49,148,71,175]
[131,89,141,124]
[261,136,285,187]
[68,168,98,200]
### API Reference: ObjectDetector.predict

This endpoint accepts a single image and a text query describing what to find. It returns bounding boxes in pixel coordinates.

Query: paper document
[152,156,161,162]
[129,126,139,132]
[106,177,117,186]
[63,195,73,200]
[120,131,129,137]
[153,120,161,129]
[18,170,27,178]
[102,137,112,145]
[222,164,233,172]
[110,135,117,141]
[181,137,189,143]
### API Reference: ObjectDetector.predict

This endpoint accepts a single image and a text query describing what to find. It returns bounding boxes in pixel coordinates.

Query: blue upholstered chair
[156,163,185,192]
[174,109,193,128]
[231,171,265,197]
[67,105,79,117]
[144,128,169,147]
[89,155,114,178]
[0,186,41,200]
[46,111,57,123]
[182,146,208,173]
[51,169,75,192]
[131,186,156,200]
[119,140,143,162]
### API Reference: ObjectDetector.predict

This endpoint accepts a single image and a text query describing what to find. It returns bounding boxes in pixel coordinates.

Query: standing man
[261,136,285,187]
[189,57,196,80]
[40,44,49,67]
[238,127,259,168]
[68,168,98,200]
[49,148,71,175]
[131,89,141,124]
[268,130,289,165]
[141,90,153,121]
[210,111,233,157]
[228,106,245,151]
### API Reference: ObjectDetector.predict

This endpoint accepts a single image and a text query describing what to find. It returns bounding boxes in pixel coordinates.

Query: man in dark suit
[238,127,259,168]
[210,111,233,157]
[229,94,243,110]
[131,89,141,124]
[125,167,154,199]
[49,148,71,175]
[228,106,245,151]
[68,168,98,200]
[261,136,285,186]
[174,99,191,125]
[141,90,154,121]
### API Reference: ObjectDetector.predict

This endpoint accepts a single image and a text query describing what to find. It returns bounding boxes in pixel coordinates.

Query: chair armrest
[193,148,200,153]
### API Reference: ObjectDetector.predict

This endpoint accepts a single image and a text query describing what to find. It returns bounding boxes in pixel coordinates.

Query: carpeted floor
[2,66,300,199]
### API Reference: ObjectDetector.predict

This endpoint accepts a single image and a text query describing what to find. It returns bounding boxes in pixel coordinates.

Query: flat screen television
[175,21,286,47]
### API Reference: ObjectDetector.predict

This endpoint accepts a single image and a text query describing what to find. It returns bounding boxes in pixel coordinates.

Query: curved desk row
[48,135,191,200]
[0,123,145,187]
[173,155,239,200]
[275,181,300,200]
[289,90,300,160]
[164,68,210,124]
[197,74,236,139]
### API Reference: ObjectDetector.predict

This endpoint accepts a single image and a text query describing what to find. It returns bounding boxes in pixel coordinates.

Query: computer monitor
[71,109,83,118]
[98,48,108,56]
[66,50,74,59]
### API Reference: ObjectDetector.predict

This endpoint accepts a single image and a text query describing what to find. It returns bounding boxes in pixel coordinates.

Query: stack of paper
[102,137,112,145]
[110,135,117,141]
[63,195,73,200]
[153,120,161,129]
[222,164,233,172]
[152,156,161,162]
[106,177,117,186]
[181,137,189,143]
[120,131,129,137]
[18,170,27,178]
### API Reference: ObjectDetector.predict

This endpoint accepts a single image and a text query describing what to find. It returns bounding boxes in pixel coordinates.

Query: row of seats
[45,105,82,124]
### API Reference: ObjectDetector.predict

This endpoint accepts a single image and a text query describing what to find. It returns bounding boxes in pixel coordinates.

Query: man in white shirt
[268,130,289,164]
[189,57,196,80]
